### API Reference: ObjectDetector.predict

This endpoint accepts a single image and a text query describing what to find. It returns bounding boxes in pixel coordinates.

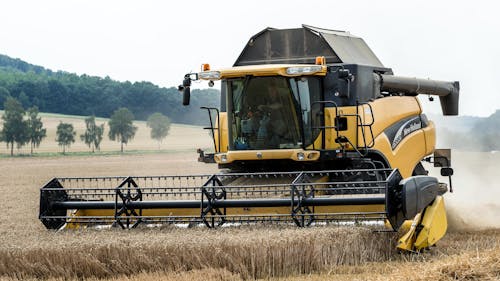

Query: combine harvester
[40,25,459,251]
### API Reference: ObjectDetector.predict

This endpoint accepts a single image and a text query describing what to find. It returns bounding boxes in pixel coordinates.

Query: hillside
[0,54,220,125]
[432,110,500,151]
[2,53,499,151]
[429,113,481,133]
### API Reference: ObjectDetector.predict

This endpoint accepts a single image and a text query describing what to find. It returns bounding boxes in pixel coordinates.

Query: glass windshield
[289,76,322,147]
[228,76,321,150]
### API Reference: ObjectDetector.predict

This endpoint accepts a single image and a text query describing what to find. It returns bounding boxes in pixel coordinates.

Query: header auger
[40,25,459,252]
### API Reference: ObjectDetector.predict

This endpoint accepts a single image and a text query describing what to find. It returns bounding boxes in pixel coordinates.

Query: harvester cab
[40,25,459,252]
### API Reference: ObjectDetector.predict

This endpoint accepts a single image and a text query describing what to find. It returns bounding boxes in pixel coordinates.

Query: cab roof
[234,24,384,68]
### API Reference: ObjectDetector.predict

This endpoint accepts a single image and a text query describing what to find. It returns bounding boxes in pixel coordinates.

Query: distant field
[0,111,213,155]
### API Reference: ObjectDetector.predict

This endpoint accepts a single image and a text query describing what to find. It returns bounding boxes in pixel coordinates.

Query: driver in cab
[256,83,287,147]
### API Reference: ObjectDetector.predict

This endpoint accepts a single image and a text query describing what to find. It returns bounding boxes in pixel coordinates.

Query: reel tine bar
[39,169,400,229]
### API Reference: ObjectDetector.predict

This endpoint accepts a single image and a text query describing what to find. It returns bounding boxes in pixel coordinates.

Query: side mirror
[433,149,451,167]
[180,74,192,106]
[182,87,191,106]
[440,167,454,177]
[338,69,351,79]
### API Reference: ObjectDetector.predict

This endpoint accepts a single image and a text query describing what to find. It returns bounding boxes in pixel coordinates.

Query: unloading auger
[39,25,458,252]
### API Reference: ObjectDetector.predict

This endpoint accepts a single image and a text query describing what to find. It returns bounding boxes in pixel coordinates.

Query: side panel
[215,112,229,153]
[324,106,358,150]
[367,96,422,138]
[320,96,428,178]
[361,96,428,178]
[372,131,427,178]
[414,195,447,249]
[320,96,422,150]
[423,120,436,155]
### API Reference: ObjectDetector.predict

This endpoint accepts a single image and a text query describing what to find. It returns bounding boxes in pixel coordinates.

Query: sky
[1,0,499,117]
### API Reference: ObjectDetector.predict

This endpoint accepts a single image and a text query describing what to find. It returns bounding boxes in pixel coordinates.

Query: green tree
[56,122,76,154]
[108,108,137,152]
[18,91,29,107]
[0,97,29,156]
[0,86,10,106]
[80,116,104,152]
[147,112,171,149]
[27,106,47,154]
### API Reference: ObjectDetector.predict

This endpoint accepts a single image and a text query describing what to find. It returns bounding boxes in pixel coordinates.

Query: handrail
[200,107,221,153]
[310,100,376,156]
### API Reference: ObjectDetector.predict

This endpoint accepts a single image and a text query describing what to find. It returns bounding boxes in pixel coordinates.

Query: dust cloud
[426,151,500,230]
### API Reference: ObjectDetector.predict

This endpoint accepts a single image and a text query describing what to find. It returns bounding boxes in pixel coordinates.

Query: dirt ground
[0,131,499,280]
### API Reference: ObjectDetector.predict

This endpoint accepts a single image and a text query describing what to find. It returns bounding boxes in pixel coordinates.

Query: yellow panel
[396,213,422,251]
[319,96,422,153]
[367,97,430,176]
[422,120,436,155]
[399,219,413,233]
[372,130,427,178]
[306,131,323,150]
[71,208,202,217]
[414,196,447,249]
[215,112,228,152]
[214,149,320,164]
[66,208,202,229]
[368,96,422,136]
[68,204,385,217]
[314,204,385,214]
[396,196,448,251]
[324,106,358,149]
[66,204,386,228]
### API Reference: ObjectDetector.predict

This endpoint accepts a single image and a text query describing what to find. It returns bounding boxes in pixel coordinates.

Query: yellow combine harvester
[39,25,458,252]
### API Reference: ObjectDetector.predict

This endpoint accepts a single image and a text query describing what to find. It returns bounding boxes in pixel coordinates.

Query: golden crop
[0,122,499,280]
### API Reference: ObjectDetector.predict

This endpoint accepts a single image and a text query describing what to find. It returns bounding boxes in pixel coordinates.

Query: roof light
[201,64,210,71]
[315,56,326,65]
[286,65,322,75]
[199,71,221,79]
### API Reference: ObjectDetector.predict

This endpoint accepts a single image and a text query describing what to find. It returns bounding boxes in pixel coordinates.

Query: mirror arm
[179,73,194,106]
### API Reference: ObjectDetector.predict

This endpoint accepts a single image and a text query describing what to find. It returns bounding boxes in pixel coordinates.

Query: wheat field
[0,117,499,280]
[0,112,212,155]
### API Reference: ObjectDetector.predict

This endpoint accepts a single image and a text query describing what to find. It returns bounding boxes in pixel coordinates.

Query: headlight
[199,71,221,79]
[220,154,228,162]
[297,152,305,161]
[286,65,322,75]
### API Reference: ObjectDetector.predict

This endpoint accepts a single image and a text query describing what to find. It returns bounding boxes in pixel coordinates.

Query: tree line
[0,54,219,126]
[0,97,171,155]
